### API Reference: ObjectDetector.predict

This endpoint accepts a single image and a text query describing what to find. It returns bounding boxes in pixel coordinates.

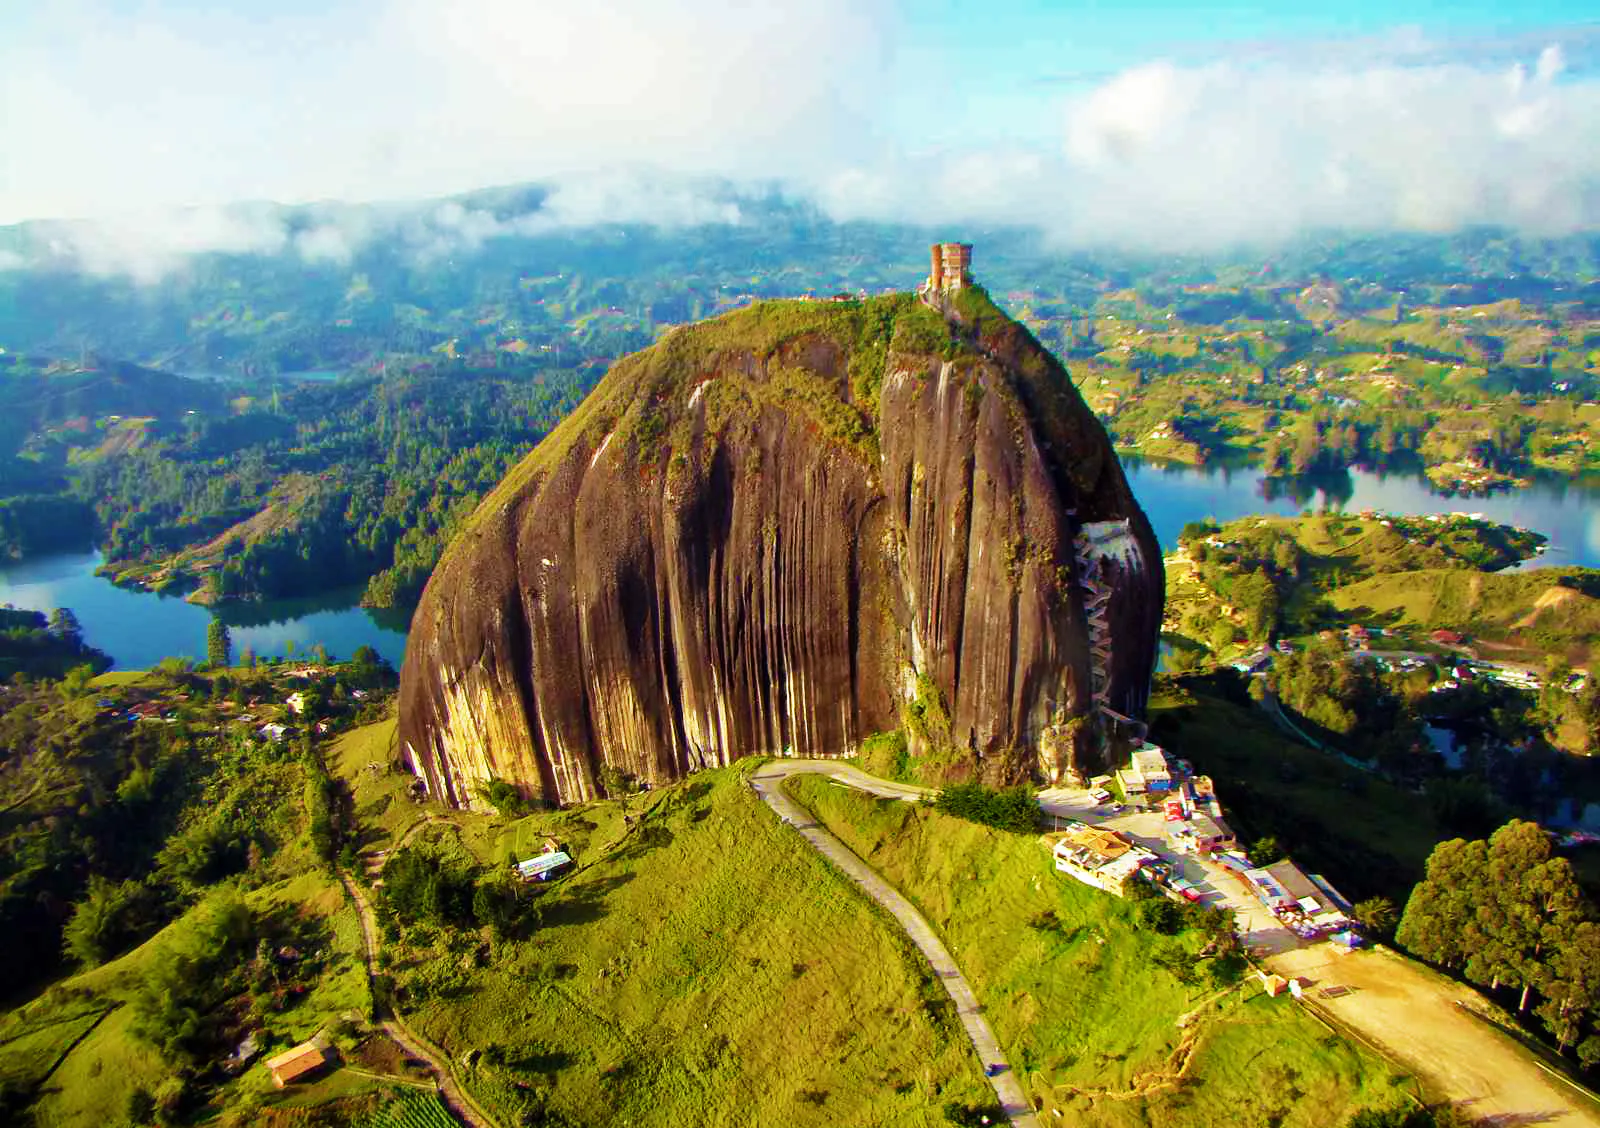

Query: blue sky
[1,1,1597,265]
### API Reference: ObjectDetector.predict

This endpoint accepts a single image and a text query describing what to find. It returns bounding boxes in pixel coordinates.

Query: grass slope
[1332,567,1600,664]
[0,871,371,1128]
[367,760,991,1127]
[783,774,1405,1127]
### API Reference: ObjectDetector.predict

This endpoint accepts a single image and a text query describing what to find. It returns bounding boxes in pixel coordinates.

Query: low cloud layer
[2,2,1598,275]
[824,42,1600,248]
[1053,45,1600,245]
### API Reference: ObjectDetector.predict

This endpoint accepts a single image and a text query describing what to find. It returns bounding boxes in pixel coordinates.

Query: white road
[747,760,1041,1128]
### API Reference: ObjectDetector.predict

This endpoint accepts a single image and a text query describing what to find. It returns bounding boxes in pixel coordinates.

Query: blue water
[1123,461,1600,569]
[0,551,407,670]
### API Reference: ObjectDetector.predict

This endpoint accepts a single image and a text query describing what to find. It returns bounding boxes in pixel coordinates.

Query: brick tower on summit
[927,242,973,292]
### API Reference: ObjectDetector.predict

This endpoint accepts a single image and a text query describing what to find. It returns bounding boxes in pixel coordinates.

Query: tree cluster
[1396,820,1600,1066]
[381,842,528,940]
[1270,637,1419,761]
[0,605,111,681]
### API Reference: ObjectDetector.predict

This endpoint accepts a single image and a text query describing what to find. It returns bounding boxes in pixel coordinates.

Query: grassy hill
[1332,566,1600,664]
[2,709,999,1127]
[1164,511,1556,660]
[348,751,993,1126]
[783,774,1407,1127]
[0,355,227,436]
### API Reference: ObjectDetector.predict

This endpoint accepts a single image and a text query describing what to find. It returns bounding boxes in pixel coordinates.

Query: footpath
[339,873,500,1128]
[748,760,1042,1128]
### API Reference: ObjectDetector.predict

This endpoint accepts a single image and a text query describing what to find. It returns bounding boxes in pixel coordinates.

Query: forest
[2,360,599,608]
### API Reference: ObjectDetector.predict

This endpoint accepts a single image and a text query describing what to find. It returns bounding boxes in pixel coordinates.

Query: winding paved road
[339,873,500,1128]
[747,760,1042,1128]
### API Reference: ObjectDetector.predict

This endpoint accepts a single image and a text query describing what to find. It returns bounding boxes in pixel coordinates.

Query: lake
[0,551,408,671]
[0,464,1594,673]
[1123,461,1600,569]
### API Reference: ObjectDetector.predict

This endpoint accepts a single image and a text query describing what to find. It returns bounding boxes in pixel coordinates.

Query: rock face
[399,291,1163,809]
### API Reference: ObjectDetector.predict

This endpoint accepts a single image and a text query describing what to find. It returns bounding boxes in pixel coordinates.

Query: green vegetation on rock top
[464,293,975,535]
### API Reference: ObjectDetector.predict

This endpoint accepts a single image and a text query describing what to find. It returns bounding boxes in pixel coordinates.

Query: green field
[782,773,1408,1126]
[377,762,993,1127]
[1331,567,1600,665]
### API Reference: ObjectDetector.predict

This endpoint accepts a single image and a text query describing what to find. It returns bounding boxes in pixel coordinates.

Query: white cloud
[825,42,1600,249]
[0,1,888,224]
[30,207,290,283]
[1051,49,1600,246]
[1,4,1598,268]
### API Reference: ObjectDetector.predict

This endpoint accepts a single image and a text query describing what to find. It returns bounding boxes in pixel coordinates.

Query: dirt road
[748,760,1042,1128]
[1271,943,1600,1127]
[339,873,500,1128]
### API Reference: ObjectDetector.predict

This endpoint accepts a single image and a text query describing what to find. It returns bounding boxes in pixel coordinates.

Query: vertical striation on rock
[399,286,1163,809]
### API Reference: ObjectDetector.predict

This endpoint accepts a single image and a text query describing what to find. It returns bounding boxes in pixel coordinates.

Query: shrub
[479,777,533,818]
[859,730,910,781]
[62,875,159,966]
[1137,897,1184,935]
[382,844,481,928]
[934,782,1039,834]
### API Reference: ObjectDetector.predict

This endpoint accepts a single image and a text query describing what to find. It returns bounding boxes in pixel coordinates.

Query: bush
[479,778,534,818]
[62,875,159,966]
[1249,835,1284,865]
[934,782,1039,834]
[1207,949,1249,987]
[860,730,910,781]
[598,765,636,798]
[944,1100,1008,1126]
[382,844,481,928]
[1345,1105,1439,1128]
[1137,897,1184,935]
[1353,895,1399,937]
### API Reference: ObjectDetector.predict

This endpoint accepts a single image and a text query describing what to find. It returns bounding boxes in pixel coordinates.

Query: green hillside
[784,774,1405,1127]
[1332,566,1600,663]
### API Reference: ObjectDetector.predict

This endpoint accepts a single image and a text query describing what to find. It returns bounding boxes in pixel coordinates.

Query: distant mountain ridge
[2,180,1598,379]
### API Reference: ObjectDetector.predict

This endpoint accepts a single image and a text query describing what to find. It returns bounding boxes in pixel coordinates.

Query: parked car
[1090,788,1113,804]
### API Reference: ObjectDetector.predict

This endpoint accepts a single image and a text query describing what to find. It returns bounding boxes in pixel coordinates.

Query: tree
[1397,836,1489,971]
[1536,920,1600,1052]
[1207,949,1248,987]
[1208,619,1237,652]
[206,619,232,669]
[1249,835,1284,866]
[1152,942,1198,986]
[48,606,83,646]
[62,876,156,966]
[472,876,525,939]
[1400,821,1594,1029]
[58,663,97,700]
[1461,821,1583,1014]
[1353,896,1399,938]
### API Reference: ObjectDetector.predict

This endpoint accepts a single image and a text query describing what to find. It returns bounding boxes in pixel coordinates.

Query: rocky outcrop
[399,291,1162,809]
